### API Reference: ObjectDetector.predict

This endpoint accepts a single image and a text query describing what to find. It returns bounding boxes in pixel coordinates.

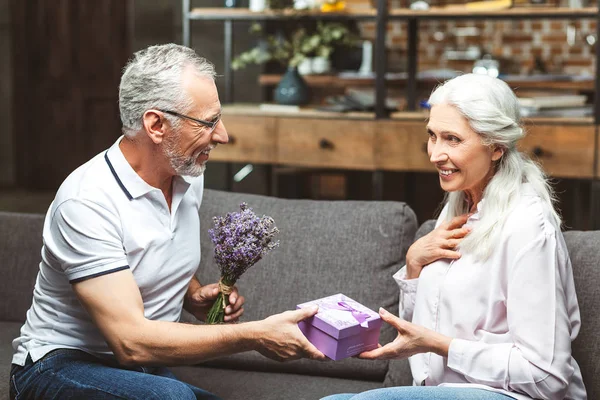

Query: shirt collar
[466,198,485,223]
[467,182,535,223]
[105,136,195,201]
[105,136,159,200]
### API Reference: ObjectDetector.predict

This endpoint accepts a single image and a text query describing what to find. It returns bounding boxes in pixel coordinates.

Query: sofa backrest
[191,189,418,381]
[564,230,600,400]
[406,220,600,399]
[0,211,45,322]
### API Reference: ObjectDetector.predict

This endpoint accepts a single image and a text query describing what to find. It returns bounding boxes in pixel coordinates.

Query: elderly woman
[323,74,586,400]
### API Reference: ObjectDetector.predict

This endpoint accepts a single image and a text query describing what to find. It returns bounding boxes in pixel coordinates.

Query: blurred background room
[0,0,598,229]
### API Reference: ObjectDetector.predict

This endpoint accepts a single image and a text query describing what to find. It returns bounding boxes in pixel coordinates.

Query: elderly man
[9,44,324,400]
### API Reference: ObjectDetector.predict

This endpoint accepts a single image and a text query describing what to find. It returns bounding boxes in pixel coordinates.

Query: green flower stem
[205,278,235,325]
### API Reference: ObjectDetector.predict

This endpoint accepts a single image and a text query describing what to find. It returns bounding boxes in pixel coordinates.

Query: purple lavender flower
[209,202,279,282]
[206,203,279,324]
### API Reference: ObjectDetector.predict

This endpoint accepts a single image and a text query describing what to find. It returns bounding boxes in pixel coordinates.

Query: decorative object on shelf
[224,0,238,7]
[232,22,357,73]
[250,0,267,12]
[298,58,313,75]
[268,0,295,9]
[472,54,500,78]
[311,56,331,74]
[274,66,311,105]
[358,40,373,76]
[321,0,347,12]
[410,0,430,10]
[294,0,320,9]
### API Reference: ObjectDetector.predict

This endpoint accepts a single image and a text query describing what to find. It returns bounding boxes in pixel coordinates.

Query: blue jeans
[9,349,221,400]
[322,387,516,400]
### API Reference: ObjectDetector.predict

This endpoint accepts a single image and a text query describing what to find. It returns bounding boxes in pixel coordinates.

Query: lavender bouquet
[205,203,280,324]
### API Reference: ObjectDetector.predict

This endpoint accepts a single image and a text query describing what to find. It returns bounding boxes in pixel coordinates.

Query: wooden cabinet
[212,115,277,164]
[277,118,376,170]
[519,123,595,179]
[219,108,597,180]
[376,121,434,172]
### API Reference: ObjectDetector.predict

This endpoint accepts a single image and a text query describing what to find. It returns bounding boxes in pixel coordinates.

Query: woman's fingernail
[379,307,388,315]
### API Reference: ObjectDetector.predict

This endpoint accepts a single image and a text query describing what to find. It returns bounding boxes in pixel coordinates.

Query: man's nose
[212,120,228,144]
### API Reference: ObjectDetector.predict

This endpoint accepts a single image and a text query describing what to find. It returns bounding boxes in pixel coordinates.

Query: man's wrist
[239,320,263,352]
[183,278,202,312]
[186,277,201,297]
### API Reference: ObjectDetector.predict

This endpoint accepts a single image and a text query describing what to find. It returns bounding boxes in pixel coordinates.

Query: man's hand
[184,281,245,323]
[358,308,451,360]
[254,306,327,362]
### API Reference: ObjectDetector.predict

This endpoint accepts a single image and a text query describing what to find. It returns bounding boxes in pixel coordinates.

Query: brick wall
[357,1,596,76]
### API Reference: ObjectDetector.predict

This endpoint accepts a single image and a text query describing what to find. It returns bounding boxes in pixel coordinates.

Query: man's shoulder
[53,150,118,212]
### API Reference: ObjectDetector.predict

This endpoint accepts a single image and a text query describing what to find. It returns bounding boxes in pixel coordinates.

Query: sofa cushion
[564,230,600,400]
[0,212,45,322]
[0,321,27,398]
[171,365,382,400]
[189,189,418,381]
[414,219,436,242]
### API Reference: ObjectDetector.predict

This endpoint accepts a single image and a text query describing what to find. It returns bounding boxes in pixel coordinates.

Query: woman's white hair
[428,73,561,261]
[119,44,217,138]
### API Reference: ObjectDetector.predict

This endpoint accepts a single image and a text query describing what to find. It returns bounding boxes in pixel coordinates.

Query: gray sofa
[1,189,598,400]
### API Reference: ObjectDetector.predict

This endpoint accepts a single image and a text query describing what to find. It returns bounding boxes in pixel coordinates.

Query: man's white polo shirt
[12,137,204,365]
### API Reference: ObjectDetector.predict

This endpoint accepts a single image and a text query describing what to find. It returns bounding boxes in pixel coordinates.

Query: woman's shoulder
[503,184,558,241]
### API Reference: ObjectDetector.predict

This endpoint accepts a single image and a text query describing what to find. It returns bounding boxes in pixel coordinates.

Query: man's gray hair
[119,44,217,137]
[428,73,561,261]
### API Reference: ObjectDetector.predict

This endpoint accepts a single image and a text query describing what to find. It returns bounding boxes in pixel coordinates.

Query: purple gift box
[296,293,382,361]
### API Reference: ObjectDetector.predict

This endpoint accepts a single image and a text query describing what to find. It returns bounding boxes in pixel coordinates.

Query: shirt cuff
[447,338,468,373]
[393,266,419,293]
[66,259,129,283]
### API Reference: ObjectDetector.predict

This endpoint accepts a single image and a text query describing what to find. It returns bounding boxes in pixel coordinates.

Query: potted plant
[232,22,357,105]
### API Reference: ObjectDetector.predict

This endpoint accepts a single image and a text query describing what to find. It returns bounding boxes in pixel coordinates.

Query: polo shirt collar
[104,136,161,200]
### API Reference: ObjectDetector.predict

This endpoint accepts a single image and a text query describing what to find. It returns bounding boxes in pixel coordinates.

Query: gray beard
[163,135,206,177]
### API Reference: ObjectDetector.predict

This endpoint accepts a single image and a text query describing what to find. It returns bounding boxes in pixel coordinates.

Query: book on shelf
[520,105,592,118]
[517,95,587,110]
[258,103,300,113]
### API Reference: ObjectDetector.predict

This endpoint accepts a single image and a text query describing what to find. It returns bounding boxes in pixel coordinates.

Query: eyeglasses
[159,109,221,133]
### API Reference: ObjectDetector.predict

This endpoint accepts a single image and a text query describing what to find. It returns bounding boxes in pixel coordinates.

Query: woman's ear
[491,145,505,162]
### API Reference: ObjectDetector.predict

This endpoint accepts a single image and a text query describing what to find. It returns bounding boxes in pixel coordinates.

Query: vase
[297,59,313,75]
[311,56,331,74]
[249,0,266,11]
[274,67,310,106]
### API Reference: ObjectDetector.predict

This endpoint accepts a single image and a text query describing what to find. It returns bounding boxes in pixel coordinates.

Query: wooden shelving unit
[223,104,376,120]
[389,6,598,19]
[183,1,600,227]
[188,6,597,20]
[189,7,377,20]
[183,3,599,118]
[258,74,595,92]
